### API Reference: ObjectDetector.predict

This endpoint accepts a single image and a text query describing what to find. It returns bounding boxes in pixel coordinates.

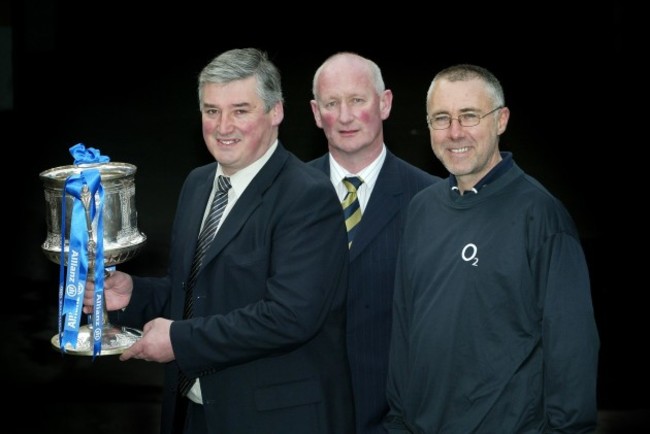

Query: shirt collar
[329,144,386,191]
[449,151,513,195]
[217,140,278,197]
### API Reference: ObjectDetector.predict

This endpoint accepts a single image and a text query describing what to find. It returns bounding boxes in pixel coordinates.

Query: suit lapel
[310,152,405,262]
[181,164,217,278]
[200,144,289,267]
[349,152,403,261]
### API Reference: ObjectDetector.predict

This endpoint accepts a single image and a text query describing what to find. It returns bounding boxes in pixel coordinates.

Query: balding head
[312,52,385,100]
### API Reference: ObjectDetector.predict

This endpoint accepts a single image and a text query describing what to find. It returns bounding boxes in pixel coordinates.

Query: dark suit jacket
[116,143,355,434]
[310,150,440,434]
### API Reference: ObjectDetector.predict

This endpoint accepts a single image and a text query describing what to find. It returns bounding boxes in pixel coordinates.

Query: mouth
[218,138,239,145]
[450,147,470,153]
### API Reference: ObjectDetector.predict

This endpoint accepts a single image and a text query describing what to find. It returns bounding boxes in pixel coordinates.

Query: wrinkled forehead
[316,59,375,97]
[201,77,260,106]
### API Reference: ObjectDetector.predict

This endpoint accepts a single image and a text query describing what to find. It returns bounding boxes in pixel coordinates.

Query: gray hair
[198,48,284,112]
[426,64,505,108]
[312,52,385,100]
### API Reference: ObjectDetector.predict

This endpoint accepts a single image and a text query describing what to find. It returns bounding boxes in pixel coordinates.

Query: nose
[448,118,465,138]
[216,113,235,134]
[338,102,354,123]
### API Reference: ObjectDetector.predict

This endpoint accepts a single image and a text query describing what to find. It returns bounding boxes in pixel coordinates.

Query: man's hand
[119,317,175,363]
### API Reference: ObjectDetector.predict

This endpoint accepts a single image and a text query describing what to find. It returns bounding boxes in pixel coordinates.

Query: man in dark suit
[308,52,441,434]
[84,48,354,434]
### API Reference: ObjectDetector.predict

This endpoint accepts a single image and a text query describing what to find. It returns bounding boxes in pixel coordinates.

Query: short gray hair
[198,48,284,113]
[427,64,504,108]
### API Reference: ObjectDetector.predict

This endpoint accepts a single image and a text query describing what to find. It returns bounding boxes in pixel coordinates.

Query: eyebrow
[232,102,253,109]
[202,102,254,109]
[431,107,481,115]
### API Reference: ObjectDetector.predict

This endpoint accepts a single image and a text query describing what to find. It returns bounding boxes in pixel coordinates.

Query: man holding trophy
[82,48,355,434]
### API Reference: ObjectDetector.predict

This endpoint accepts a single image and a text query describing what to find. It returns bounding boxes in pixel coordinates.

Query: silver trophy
[40,161,147,356]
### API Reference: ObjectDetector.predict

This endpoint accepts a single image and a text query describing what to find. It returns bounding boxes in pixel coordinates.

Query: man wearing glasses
[385,64,599,433]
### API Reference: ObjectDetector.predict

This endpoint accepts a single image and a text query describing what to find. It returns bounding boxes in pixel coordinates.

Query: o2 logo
[461,243,479,267]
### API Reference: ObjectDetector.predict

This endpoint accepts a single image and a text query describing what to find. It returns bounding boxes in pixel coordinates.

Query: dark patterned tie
[342,176,363,248]
[179,174,231,396]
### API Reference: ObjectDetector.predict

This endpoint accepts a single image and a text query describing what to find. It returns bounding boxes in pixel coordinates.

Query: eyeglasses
[427,106,503,130]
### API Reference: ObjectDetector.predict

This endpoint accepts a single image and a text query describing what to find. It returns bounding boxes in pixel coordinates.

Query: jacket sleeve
[537,232,600,432]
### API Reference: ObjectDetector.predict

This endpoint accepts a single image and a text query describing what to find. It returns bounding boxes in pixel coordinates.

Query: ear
[310,100,323,128]
[271,102,284,126]
[380,89,393,120]
[496,106,510,135]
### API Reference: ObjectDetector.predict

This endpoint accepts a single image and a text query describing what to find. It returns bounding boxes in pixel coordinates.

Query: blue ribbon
[58,167,106,358]
[69,143,110,165]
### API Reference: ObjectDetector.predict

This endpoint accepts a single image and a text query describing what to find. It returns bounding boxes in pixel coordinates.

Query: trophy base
[51,323,143,356]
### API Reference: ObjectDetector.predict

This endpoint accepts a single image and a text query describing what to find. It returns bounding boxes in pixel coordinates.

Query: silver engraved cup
[40,162,147,355]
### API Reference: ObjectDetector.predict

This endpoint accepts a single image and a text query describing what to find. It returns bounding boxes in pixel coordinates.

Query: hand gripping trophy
[40,144,147,357]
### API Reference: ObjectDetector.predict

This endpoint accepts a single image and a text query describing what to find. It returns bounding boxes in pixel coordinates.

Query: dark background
[3,1,645,433]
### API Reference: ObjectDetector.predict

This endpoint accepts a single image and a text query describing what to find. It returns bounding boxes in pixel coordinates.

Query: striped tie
[342,176,363,248]
[179,174,231,396]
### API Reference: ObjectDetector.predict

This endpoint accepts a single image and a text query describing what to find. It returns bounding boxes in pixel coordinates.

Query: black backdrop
[5,1,642,415]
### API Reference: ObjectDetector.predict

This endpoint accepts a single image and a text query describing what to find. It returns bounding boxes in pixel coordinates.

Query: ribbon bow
[69,143,110,165]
